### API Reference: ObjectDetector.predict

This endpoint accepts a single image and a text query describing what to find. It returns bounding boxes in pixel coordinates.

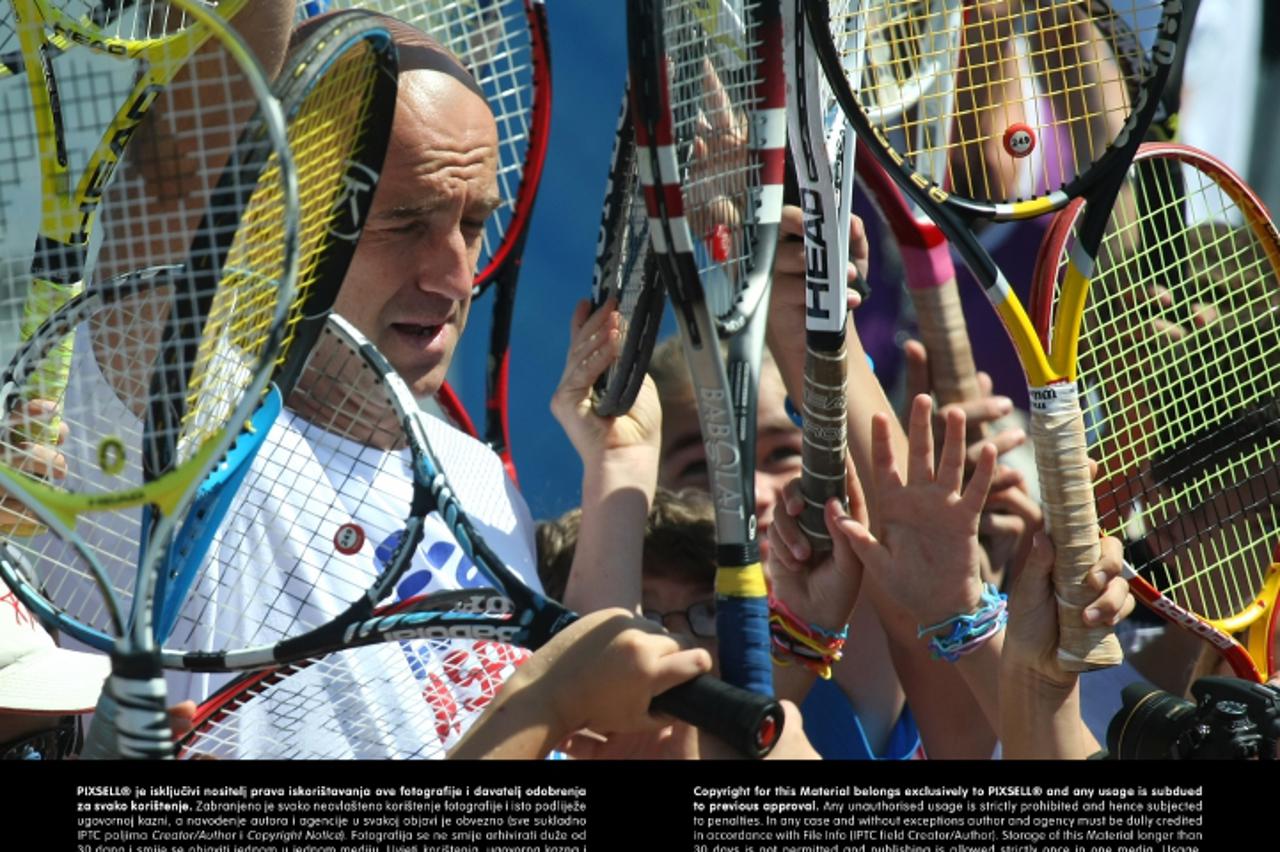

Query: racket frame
[1030,141,1280,682]
[809,0,1188,669]
[628,0,786,693]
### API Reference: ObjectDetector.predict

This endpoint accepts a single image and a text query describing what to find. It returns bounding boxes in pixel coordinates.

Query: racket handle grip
[1030,384,1123,671]
[652,674,785,758]
[799,339,849,553]
[907,278,983,407]
[82,650,175,760]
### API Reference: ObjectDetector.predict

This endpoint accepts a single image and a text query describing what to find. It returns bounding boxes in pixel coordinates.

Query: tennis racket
[857,146,982,407]
[1,10,396,662]
[811,0,1189,669]
[628,0,786,693]
[1031,142,1280,682]
[2,0,264,445]
[784,0,858,550]
[300,1,553,486]
[166,315,783,757]
[590,83,666,418]
[0,2,298,758]
[149,10,400,642]
[835,2,977,409]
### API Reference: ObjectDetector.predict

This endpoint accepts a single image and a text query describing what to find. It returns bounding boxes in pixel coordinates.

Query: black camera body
[1106,676,1280,759]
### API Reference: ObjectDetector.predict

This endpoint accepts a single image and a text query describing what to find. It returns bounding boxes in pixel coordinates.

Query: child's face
[641,574,719,668]
[657,365,802,558]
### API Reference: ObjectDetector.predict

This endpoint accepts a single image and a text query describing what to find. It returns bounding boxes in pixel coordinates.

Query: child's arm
[549,299,662,614]
[1000,533,1132,759]
[448,609,711,759]
[835,396,1004,730]
[768,209,996,757]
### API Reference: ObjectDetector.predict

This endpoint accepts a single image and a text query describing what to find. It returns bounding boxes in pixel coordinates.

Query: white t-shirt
[45,331,540,758]
[171,406,541,758]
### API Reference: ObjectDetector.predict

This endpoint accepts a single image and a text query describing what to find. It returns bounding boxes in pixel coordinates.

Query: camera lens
[1107,682,1197,759]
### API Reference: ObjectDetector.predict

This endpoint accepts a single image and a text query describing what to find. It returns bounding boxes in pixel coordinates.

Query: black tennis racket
[628,0,787,694]
[590,82,666,418]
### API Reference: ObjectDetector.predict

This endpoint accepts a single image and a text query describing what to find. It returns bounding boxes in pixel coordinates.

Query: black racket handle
[651,675,784,758]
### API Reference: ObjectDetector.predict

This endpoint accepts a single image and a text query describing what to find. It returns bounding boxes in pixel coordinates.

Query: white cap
[0,589,109,714]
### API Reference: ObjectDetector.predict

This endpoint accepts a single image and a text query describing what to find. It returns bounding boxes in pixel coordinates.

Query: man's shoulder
[417,410,526,526]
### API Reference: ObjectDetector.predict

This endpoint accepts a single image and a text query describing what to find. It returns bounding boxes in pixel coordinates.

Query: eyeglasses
[0,716,82,761]
[642,600,716,639]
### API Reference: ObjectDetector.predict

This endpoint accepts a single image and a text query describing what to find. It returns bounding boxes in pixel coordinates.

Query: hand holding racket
[810,0,1190,669]
[1031,142,1280,683]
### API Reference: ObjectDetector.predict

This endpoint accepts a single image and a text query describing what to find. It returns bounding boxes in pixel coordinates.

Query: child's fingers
[906,394,935,484]
[960,443,998,516]
[936,405,968,494]
[870,412,906,495]
[769,495,812,564]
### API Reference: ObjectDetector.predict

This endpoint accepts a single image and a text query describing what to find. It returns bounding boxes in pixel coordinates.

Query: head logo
[328,160,380,242]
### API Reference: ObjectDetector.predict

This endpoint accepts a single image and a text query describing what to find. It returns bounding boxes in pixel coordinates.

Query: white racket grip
[908,280,982,407]
[1028,382,1122,671]
[82,659,174,760]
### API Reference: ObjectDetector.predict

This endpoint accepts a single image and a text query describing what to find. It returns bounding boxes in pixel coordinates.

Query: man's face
[336,69,500,398]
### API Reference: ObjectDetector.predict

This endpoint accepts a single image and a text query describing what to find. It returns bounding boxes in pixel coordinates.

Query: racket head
[0,5,298,656]
[1032,142,1280,681]
[158,314,434,671]
[329,1,552,298]
[813,0,1181,218]
[590,84,666,418]
[268,10,399,397]
[634,0,785,334]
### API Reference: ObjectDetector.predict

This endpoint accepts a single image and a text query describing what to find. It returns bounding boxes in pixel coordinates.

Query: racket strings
[834,1,1164,205]
[179,639,520,760]
[46,1,214,44]
[2,511,133,635]
[1062,154,1280,624]
[164,326,415,653]
[271,40,382,367]
[664,0,766,317]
